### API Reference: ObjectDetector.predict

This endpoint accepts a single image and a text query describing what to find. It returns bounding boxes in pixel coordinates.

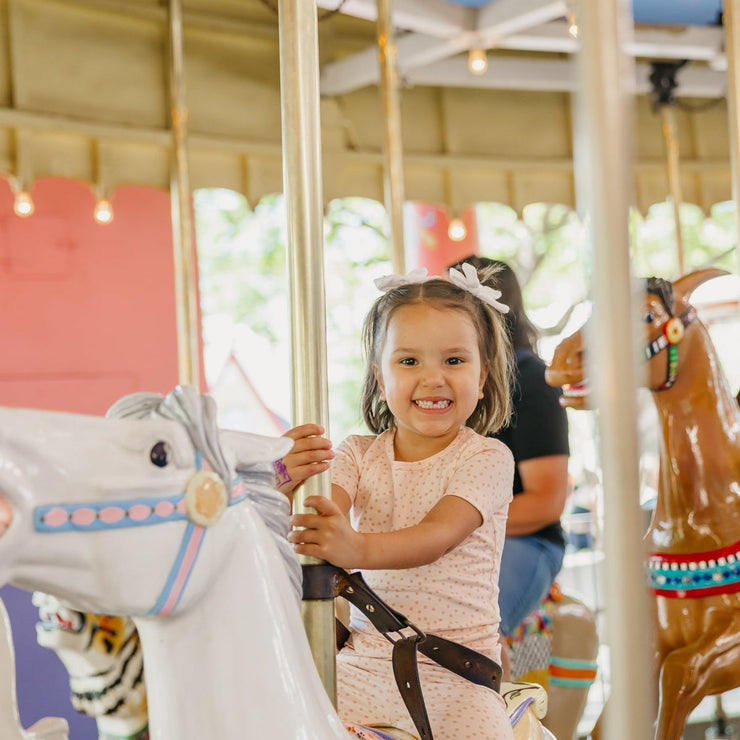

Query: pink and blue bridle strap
[33,454,247,617]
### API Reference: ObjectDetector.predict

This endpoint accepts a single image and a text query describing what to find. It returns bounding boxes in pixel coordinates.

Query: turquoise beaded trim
[647,544,740,598]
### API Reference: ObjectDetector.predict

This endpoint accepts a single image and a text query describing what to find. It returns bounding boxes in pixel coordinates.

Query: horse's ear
[673,268,730,307]
[219,430,293,468]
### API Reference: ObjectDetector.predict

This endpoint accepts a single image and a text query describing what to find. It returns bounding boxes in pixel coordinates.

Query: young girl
[279,265,516,740]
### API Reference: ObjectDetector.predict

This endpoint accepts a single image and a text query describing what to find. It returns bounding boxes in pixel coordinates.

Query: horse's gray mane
[107,386,231,483]
[106,385,301,600]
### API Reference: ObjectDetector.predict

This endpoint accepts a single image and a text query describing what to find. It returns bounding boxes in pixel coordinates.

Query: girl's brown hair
[360,275,513,436]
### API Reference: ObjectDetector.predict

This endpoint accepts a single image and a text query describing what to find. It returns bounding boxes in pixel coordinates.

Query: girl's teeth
[415,400,450,409]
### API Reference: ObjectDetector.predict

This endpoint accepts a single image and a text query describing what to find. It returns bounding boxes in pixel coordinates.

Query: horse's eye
[644,312,655,323]
[150,441,170,467]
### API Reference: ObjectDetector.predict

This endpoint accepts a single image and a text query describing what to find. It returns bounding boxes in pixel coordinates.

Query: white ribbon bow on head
[448,263,510,314]
[374,267,432,292]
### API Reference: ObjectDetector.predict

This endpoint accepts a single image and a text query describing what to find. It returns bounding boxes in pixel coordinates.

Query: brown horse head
[545,268,730,407]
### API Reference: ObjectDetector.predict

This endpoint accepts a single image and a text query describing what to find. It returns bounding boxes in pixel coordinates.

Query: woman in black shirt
[452,257,570,639]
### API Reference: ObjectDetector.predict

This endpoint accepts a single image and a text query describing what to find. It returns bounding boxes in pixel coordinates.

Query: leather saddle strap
[392,635,434,740]
[418,633,501,693]
[334,568,501,691]
[333,568,503,740]
[334,568,409,633]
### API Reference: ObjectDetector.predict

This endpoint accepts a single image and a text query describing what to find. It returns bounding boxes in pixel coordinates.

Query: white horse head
[0,386,297,618]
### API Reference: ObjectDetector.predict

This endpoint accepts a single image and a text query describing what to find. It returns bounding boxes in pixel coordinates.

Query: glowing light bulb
[468,49,488,76]
[448,218,467,242]
[13,190,34,217]
[94,198,114,225]
[567,12,579,39]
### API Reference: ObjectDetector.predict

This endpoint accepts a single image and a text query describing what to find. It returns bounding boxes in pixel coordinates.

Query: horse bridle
[644,306,696,390]
[33,451,241,617]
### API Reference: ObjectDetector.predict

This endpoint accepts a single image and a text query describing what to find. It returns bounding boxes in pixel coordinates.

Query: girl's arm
[274,424,334,501]
[289,488,483,569]
[505,454,569,536]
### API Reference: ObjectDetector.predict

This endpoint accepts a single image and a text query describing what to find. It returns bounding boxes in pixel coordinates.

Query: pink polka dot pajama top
[331,425,515,740]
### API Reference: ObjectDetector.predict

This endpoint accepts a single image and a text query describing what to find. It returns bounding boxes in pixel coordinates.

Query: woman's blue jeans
[498,535,564,636]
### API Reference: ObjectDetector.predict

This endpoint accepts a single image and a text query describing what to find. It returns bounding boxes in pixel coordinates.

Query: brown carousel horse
[545,268,740,740]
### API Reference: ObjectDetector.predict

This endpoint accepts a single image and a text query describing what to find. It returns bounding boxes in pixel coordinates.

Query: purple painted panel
[2,585,97,739]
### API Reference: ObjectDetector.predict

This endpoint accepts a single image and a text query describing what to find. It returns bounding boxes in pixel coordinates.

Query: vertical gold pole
[168,0,200,388]
[573,0,655,736]
[377,0,406,273]
[724,0,740,275]
[660,105,685,277]
[277,0,336,704]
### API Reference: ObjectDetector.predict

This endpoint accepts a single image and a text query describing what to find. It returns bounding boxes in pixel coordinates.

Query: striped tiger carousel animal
[0,386,552,740]
[33,594,148,740]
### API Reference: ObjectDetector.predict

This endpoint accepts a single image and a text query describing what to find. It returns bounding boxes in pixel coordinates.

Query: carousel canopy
[446,0,724,26]
[0,0,730,213]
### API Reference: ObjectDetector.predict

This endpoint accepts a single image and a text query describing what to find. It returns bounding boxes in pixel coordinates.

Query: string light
[13,190,34,218]
[565,0,579,39]
[567,12,579,39]
[448,217,467,242]
[468,49,488,76]
[94,198,114,225]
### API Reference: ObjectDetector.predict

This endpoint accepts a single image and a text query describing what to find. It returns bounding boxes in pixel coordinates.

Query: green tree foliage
[195,189,288,345]
[195,191,738,444]
[194,190,391,441]
[630,201,738,279]
[476,201,589,335]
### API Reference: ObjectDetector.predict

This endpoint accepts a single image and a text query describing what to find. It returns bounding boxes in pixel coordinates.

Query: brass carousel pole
[649,62,688,277]
[377,0,406,273]
[724,0,740,276]
[167,0,200,388]
[277,0,336,703]
[574,0,655,736]
[661,106,686,276]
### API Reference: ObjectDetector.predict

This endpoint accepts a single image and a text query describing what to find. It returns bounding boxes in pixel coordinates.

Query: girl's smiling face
[375,303,487,461]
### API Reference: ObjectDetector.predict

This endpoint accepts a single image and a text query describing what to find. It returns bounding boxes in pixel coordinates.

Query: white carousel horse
[0,386,550,740]
[0,595,69,740]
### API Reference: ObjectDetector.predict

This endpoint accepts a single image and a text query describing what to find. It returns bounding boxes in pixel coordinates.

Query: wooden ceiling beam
[320,0,564,95]
[316,0,473,37]
[406,55,726,98]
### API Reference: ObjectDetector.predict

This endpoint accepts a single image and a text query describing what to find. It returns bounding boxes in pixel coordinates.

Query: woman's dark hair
[450,255,540,354]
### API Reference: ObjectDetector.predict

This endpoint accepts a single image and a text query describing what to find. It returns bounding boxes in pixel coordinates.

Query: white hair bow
[448,263,510,314]
[374,267,432,292]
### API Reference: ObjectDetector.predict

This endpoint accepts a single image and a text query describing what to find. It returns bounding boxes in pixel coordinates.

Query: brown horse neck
[648,323,740,553]
[648,322,740,552]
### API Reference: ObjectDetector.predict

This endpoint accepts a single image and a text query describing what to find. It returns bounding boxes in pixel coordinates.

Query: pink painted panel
[0,176,191,738]
[405,202,479,275]
[0,177,181,415]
